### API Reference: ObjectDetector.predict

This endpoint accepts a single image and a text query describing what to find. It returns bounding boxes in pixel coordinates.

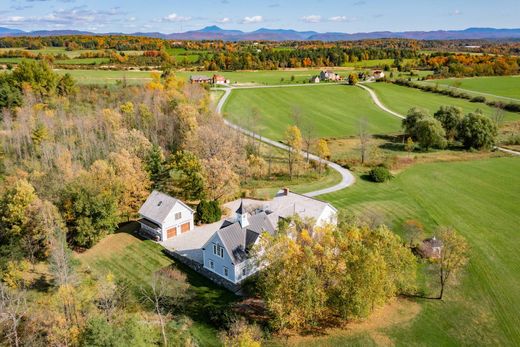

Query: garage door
[181,222,190,233]
[166,227,177,238]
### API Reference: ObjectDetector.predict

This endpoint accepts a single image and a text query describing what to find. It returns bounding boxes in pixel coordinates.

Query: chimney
[283,187,290,196]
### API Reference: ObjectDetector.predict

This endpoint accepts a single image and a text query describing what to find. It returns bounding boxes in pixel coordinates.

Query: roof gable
[139,190,192,224]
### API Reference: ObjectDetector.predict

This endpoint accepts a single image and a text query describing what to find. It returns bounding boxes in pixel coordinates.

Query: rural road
[358,82,520,156]
[215,86,356,197]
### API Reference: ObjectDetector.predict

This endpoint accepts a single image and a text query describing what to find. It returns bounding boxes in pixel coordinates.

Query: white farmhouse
[201,189,337,284]
[138,191,194,241]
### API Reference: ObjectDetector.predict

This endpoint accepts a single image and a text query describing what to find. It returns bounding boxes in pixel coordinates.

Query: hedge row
[393,79,520,114]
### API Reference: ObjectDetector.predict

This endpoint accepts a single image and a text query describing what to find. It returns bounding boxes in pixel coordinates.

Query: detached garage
[138,190,195,241]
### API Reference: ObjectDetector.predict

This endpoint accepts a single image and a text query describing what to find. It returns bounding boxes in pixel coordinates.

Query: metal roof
[217,212,276,264]
[138,190,192,225]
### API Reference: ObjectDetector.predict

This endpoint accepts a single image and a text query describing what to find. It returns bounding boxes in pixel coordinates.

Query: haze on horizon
[0,0,519,34]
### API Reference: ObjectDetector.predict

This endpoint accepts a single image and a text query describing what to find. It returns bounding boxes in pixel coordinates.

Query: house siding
[160,202,194,241]
[203,233,238,283]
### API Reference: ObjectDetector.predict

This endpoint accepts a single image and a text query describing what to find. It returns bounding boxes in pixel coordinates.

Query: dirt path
[215,86,355,197]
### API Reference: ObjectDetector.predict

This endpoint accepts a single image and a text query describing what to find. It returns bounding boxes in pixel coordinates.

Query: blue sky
[1,0,519,33]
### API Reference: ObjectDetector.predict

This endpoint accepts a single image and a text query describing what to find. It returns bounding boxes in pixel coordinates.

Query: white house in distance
[373,70,385,80]
[138,191,194,241]
[320,70,341,81]
[201,188,337,284]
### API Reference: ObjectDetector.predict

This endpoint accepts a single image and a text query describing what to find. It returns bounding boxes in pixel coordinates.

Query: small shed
[418,236,443,259]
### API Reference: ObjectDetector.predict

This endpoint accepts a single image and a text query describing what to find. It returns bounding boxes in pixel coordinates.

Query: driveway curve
[215,86,355,197]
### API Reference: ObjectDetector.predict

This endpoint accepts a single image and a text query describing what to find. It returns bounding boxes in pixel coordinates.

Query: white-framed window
[175,212,182,220]
[242,268,247,276]
[209,260,214,270]
[213,244,224,258]
[223,267,229,277]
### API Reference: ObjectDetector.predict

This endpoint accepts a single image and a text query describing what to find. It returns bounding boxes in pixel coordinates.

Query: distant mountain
[1,26,520,41]
[0,27,25,35]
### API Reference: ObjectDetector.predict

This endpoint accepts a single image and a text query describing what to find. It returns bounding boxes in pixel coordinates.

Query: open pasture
[366,82,520,122]
[428,76,520,100]
[223,84,402,140]
[319,157,520,346]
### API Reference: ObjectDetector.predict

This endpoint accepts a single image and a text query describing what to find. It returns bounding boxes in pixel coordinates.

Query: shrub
[504,102,520,113]
[368,166,393,183]
[413,117,447,150]
[457,112,498,150]
[196,200,222,224]
[470,96,486,103]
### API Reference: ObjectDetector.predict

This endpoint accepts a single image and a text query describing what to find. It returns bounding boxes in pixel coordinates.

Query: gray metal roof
[138,190,182,225]
[217,212,276,264]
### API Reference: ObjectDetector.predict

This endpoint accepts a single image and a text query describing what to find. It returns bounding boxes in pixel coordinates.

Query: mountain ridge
[1,26,519,41]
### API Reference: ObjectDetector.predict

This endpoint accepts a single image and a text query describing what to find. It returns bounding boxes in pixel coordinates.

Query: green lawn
[342,58,416,69]
[224,85,402,140]
[366,82,520,122]
[78,231,235,347]
[428,76,520,100]
[316,157,520,346]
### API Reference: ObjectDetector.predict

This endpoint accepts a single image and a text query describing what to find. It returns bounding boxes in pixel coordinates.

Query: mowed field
[366,82,520,122]
[432,76,520,100]
[55,69,154,85]
[224,85,402,139]
[55,69,350,86]
[316,157,520,346]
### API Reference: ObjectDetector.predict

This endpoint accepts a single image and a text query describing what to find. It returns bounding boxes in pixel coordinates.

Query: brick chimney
[283,187,290,196]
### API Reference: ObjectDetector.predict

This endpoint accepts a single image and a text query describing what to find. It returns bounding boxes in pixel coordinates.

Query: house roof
[138,190,193,224]
[269,189,337,222]
[215,212,276,264]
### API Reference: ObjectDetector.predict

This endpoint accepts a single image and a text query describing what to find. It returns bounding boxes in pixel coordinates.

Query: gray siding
[203,233,237,283]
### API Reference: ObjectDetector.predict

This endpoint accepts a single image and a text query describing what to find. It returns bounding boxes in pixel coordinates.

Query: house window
[213,244,224,258]
[223,267,229,277]
[242,268,247,276]
[209,260,214,270]
[175,212,182,220]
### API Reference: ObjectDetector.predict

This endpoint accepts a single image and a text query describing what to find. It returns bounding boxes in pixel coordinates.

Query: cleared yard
[319,157,520,346]
[367,82,520,122]
[223,85,402,140]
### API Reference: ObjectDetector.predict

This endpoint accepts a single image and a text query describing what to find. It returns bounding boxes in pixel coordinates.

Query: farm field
[342,58,416,68]
[223,84,402,139]
[176,69,334,85]
[366,82,520,122]
[428,76,520,100]
[53,69,354,85]
[315,157,520,346]
[55,69,154,85]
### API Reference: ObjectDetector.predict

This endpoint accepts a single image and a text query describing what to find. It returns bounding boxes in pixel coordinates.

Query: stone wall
[163,249,243,295]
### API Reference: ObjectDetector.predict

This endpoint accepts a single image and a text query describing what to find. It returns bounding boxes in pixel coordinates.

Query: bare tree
[358,117,371,165]
[491,108,505,128]
[301,120,315,163]
[141,268,190,346]
[48,227,75,287]
[0,284,27,347]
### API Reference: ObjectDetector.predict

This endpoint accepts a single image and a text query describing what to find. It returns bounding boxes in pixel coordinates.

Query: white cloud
[163,13,192,22]
[328,16,356,22]
[329,16,347,22]
[451,9,462,16]
[301,15,321,23]
[217,17,231,23]
[241,15,263,24]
